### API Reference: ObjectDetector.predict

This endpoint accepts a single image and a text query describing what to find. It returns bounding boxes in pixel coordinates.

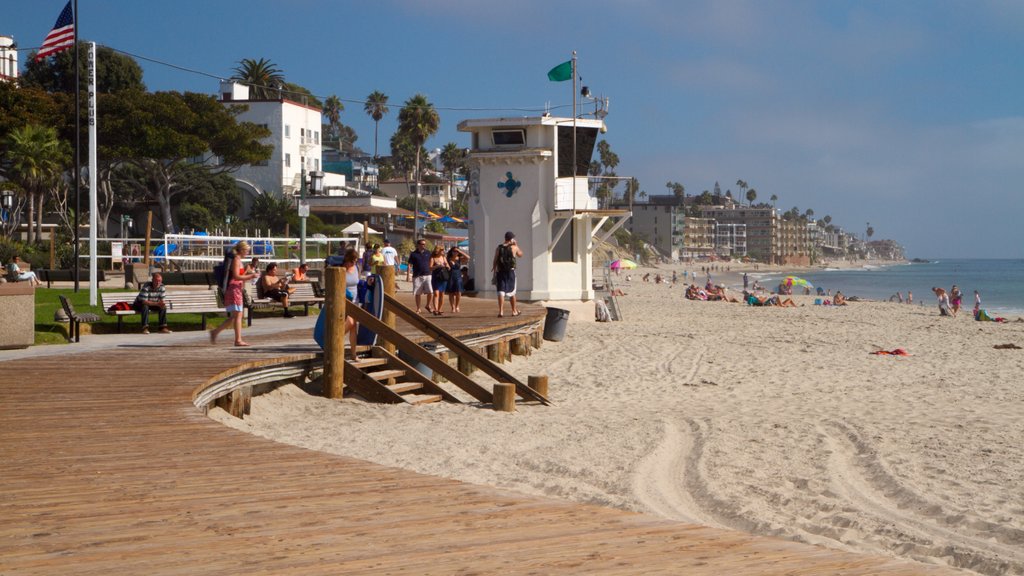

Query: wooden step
[350,357,388,370]
[404,394,443,405]
[366,369,406,382]
[387,381,425,394]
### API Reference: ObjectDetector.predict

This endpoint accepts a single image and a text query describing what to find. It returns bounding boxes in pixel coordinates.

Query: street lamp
[1,189,13,211]
[120,214,134,239]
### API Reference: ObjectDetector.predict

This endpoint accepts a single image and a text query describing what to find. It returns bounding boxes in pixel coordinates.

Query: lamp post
[1,190,13,227]
[299,163,307,265]
[120,214,133,239]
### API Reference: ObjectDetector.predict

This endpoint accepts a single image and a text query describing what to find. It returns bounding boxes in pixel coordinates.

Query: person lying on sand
[744,292,797,307]
[833,291,848,306]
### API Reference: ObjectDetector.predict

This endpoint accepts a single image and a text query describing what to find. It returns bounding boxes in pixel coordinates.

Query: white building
[218,82,343,203]
[0,36,17,83]
[458,116,629,301]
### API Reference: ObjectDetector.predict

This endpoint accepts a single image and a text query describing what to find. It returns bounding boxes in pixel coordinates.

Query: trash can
[398,350,433,379]
[543,307,570,342]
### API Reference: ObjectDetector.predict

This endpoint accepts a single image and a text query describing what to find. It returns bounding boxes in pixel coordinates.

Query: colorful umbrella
[783,276,813,288]
[610,259,638,270]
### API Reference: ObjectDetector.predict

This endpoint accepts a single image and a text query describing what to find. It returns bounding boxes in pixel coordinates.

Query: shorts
[495,270,516,298]
[225,304,245,313]
[412,275,433,295]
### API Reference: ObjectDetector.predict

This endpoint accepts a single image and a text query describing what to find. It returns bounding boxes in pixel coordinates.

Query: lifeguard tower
[458,116,630,301]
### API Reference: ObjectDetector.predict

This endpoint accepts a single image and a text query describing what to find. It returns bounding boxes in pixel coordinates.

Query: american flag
[35,2,75,61]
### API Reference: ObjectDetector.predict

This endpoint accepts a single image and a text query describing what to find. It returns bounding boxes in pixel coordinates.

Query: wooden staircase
[343,347,461,405]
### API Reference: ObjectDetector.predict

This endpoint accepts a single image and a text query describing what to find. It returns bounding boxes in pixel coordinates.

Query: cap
[383,238,391,244]
[504,231,515,241]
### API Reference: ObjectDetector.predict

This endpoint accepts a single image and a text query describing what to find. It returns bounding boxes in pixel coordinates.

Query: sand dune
[212,270,1024,575]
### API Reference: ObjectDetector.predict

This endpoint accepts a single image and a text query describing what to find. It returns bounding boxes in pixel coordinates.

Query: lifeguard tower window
[557,126,599,178]
[551,218,575,262]
[492,129,526,147]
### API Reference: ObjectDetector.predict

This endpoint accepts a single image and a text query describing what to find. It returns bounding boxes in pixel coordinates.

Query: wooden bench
[245,282,324,326]
[100,289,226,332]
[58,295,102,343]
[37,269,107,289]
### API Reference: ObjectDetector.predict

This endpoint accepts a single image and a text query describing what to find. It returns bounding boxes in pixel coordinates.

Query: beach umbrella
[783,276,813,288]
[610,258,638,270]
[457,239,469,248]
[341,222,380,235]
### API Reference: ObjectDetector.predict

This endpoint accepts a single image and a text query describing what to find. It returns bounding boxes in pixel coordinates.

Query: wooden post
[363,220,370,246]
[498,340,509,363]
[380,265,396,354]
[143,211,153,266]
[432,351,449,383]
[457,354,475,375]
[323,266,346,399]
[528,375,549,398]
[487,343,500,363]
[493,383,515,412]
[49,232,56,269]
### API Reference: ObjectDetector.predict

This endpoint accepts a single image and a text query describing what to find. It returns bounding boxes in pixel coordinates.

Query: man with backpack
[491,231,524,317]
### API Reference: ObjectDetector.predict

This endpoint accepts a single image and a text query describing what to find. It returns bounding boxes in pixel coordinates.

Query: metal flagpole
[73,0,80,292]
[87,42,98,305]
[571,51,577,214]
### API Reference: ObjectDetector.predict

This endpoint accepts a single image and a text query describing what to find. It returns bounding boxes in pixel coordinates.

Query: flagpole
[569,50,577,213]
[73,0,80,292]
[88,41,98,306]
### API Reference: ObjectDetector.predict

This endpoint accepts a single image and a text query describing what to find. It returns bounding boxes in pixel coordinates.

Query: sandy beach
[211,264,1024,575]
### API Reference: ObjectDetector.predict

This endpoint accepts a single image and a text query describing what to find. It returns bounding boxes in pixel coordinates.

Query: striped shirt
[135,282,167,305]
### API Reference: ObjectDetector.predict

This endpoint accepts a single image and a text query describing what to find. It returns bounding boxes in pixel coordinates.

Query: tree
[770,194,778,209]
[736,179,748,205]
[666,181,685,202]
[866,223,874,239]
[230,58,285,100]
[248,191,296,234]
[823,214,832,225]
[174,169,242,231]
[2,124,66,244]
[364,90,389,158]
[103,91,272,233]
[624,178,640,206]
[322,95,343,144]
[805,208,814,220]
[22,42,146,94]
[440,142,466,207]
[397,94,439,238]
[746,187,757,206]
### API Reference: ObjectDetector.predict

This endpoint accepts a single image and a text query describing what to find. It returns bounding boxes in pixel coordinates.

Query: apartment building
[699,205,777,263]
[611,195,685,259]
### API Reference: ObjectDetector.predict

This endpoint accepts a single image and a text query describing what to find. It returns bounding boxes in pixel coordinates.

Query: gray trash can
[398,350,433,379]
[543,307,570,342]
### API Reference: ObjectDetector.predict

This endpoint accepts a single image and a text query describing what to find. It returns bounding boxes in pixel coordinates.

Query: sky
[6,0,1024,258]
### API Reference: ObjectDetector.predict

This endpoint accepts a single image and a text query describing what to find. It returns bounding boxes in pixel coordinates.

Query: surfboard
[313,274,384,350]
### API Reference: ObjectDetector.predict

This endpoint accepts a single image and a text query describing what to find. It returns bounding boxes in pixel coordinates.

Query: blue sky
[7,0,1024,258]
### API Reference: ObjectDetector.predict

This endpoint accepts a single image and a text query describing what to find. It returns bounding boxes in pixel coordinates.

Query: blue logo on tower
[497,172,521,198]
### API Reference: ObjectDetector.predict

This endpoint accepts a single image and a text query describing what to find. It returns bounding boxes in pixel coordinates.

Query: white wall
[228,99,322,198]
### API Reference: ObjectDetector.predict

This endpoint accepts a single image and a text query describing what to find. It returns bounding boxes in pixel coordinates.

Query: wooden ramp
[0,314,958,574]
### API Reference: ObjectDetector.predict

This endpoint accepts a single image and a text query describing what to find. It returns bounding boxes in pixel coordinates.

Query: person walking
[210,241,257,346]
[407,239,433,313]
[381,238,398,273]
[492,231,524,317]
[446,245,469,313]
[429,245,450,316]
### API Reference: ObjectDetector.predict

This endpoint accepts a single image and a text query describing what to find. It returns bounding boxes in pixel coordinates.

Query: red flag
[35,2,75,61]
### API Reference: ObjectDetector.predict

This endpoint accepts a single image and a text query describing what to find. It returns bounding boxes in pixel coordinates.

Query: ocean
[754,259,1024,316]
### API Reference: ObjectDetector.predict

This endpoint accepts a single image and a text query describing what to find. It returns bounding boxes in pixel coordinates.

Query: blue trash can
[543,307,570,342]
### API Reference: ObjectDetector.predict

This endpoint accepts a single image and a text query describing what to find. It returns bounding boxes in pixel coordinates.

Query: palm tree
[397,94,439,238]
[735,179,748,205]
[230,58,285,99]
[440,142,465,208]
[823,214,832,225]
[364,90,389,159]
[746,187,757,206]
[770,194,778,210]
[866,223,874,240]
[323,95,343,148]
[4,124,63,244]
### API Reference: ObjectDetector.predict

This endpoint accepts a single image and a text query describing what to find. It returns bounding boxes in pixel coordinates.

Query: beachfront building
[683,217,716,260]
[610,195,685,259]
[458,115,628,301]
[699,205,777,263]
[0,36,17,83]
[714,222,747,258]
[776,218,811,266]
[217,82,344,211]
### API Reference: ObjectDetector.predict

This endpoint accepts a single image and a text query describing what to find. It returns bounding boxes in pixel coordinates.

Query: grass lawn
[35,287,231,345]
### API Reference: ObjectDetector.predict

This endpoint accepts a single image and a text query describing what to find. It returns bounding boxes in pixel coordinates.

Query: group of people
[406,238,472,316]
[932,285,969,317]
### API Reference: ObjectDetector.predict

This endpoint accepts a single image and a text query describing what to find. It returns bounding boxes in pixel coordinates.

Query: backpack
[497,244,516,272]
[213,252,234,292]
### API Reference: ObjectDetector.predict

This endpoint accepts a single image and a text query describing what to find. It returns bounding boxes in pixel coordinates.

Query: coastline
[211,278,1024,575]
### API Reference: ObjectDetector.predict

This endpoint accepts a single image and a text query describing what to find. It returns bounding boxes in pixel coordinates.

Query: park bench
[100,289,226,332]
[58,295,102,343]
[245,281,324,326]
[37,269,107,289]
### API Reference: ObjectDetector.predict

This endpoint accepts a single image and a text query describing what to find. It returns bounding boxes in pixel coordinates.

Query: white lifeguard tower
[458,116,630,301]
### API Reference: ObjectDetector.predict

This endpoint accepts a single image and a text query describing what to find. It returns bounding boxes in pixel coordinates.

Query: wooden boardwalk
[0,298,955,575]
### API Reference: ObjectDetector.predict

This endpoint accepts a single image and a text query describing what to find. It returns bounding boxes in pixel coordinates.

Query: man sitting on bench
[134,272,171,334]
